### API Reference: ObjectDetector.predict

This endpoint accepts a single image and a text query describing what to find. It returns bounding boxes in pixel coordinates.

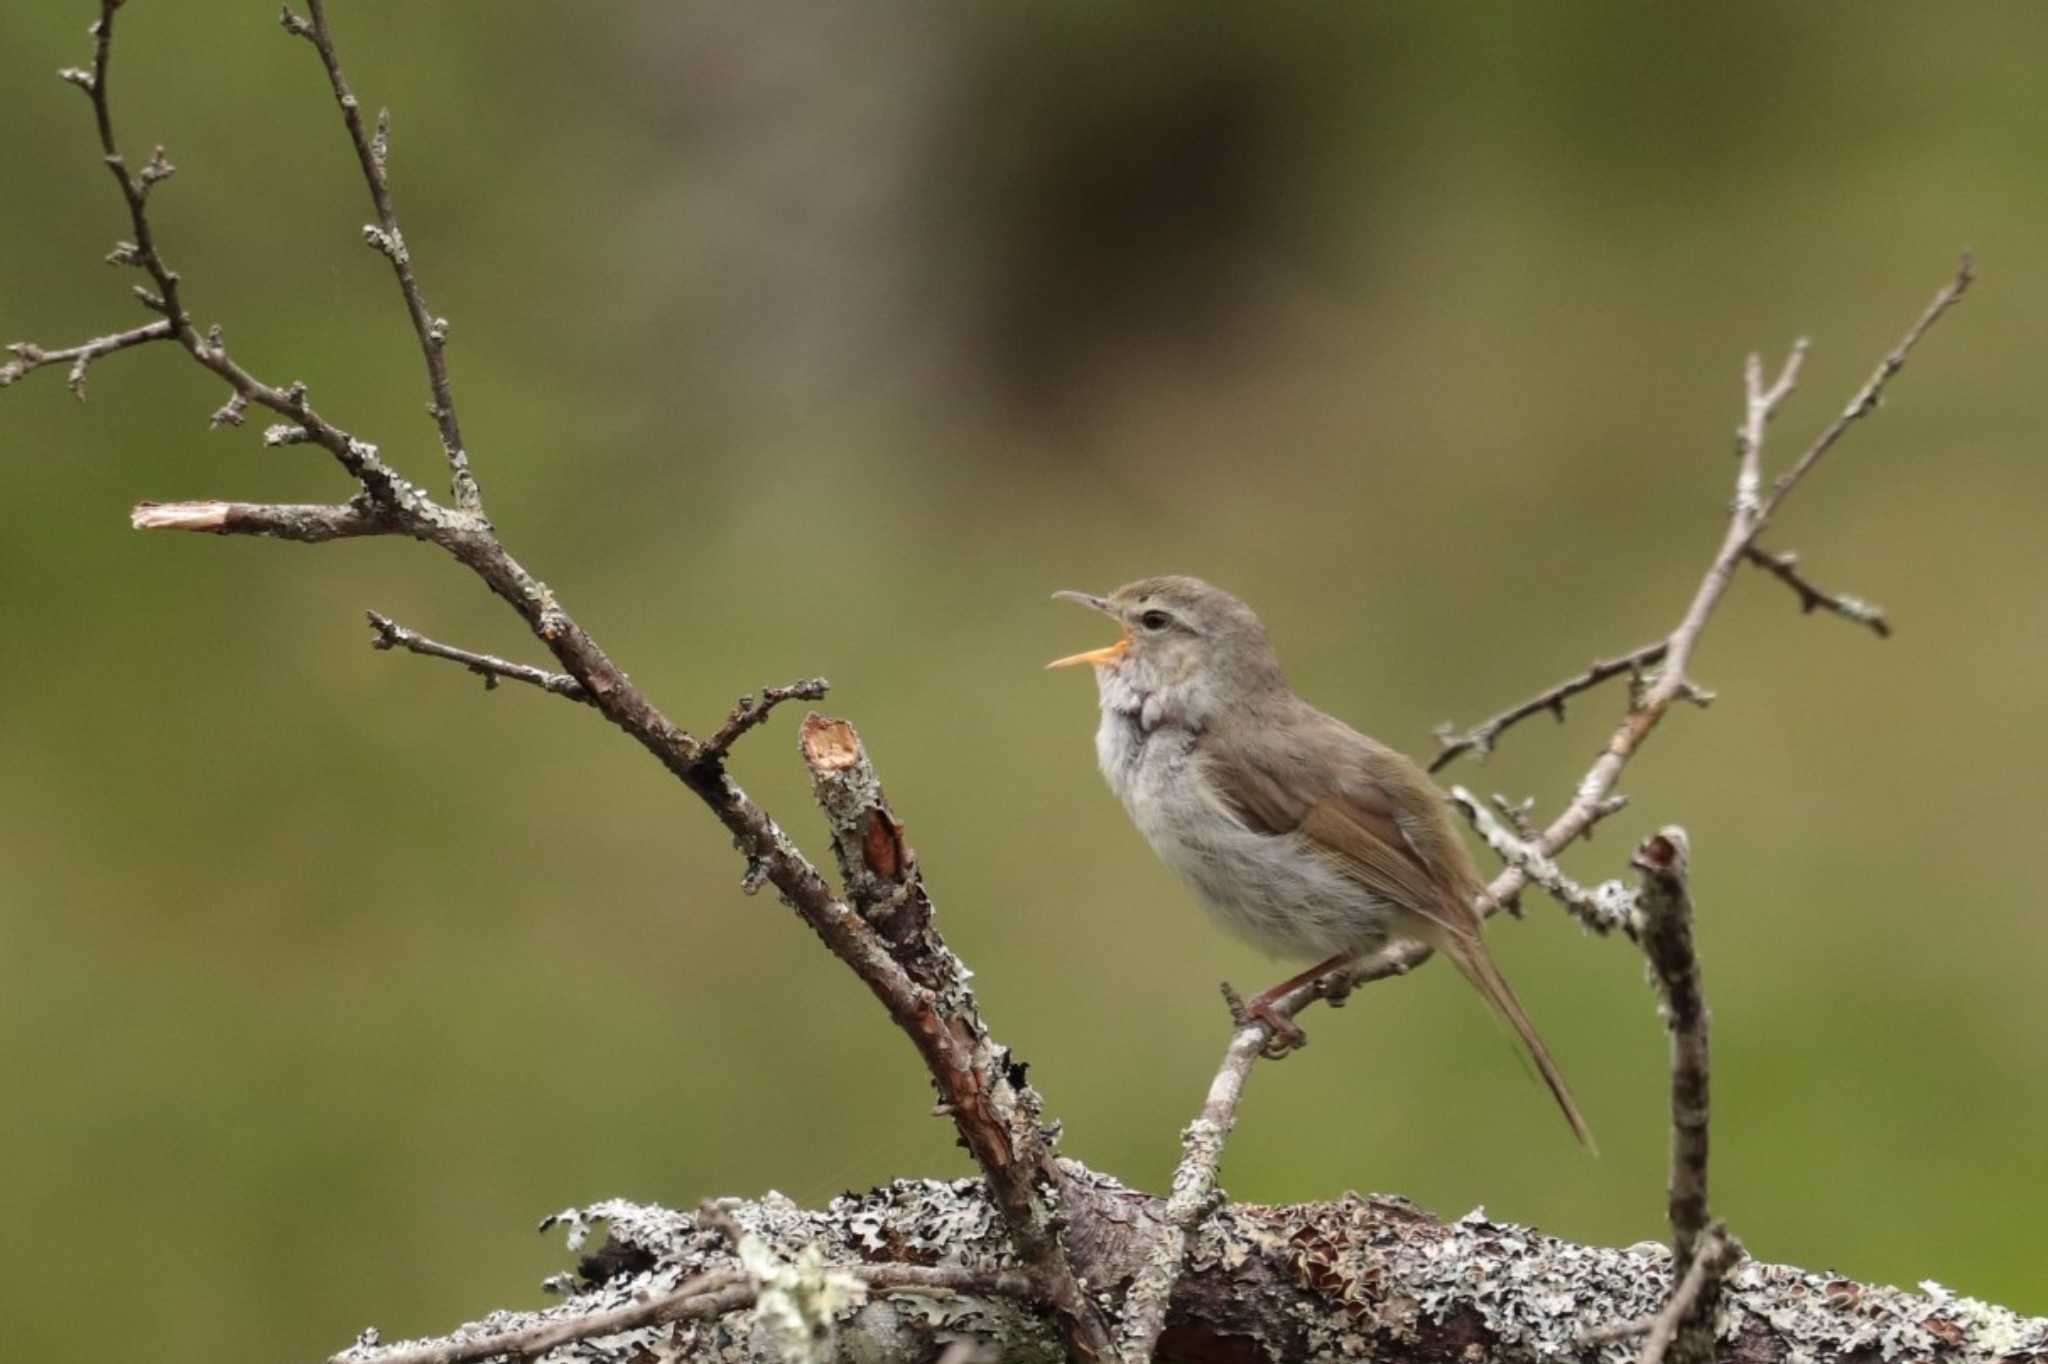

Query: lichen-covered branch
[1448,785,1638,935]
[129,497,394,541]
[797,715,1116,1361]
[1115,1017,1264,1363]
[330,1181,2046,1364]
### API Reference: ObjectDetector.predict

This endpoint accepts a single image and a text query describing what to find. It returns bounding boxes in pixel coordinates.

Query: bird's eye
[1139,610,1172,631]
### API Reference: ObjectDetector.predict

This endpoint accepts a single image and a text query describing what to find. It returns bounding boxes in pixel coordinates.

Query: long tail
[1431,928,1597,1152]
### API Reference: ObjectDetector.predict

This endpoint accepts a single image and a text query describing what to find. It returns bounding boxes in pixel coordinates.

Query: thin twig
[22,1,421,505]
[1458,267,1965,918]
[1760,256,1975,522]
[287,1,480,510]
[0,320,175,396]
[336,1262,1037,1364]
[1449,787,1638,937]
[1429,641,1668,774]
[700,679,833,761]
[365,612,591,701]
[1742,546,1891,637]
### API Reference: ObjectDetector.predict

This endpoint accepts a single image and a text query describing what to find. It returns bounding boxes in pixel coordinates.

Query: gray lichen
[333,1171,2047,1364]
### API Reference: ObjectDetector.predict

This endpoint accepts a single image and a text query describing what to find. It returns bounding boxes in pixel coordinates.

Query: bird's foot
[1220,980,1309,1058]
[1249,1000,1308,1058]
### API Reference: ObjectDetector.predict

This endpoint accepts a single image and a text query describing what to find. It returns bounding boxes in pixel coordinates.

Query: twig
[1631,827,1711,1269]
[1449,787,1638,937]
[337,1262,1038,1364]
[19,3,429,506]
[1742,546,1891,637]
[1492,791,1541,841]
[1429,257,1969,782]
[366,612,590,702]
[0,320,174,396]
[1453,263,1967,920]
[287,1,480,510]
[700,679,833,760]
[1760,256,1975,521]
[1116,1018,1262,1363]
[1430,641,1667,774]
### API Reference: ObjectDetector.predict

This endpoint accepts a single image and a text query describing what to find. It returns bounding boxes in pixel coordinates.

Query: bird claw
[1220,979,1314,1059]
[1249,1000,1308,1058]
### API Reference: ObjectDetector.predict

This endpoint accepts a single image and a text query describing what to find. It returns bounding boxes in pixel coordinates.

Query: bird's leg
[1237,952,1359,1058]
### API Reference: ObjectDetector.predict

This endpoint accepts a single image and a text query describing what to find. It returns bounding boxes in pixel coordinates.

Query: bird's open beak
[1047,591,1130,669]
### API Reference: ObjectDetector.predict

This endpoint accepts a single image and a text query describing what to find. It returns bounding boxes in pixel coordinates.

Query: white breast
[1093,708,1396,962]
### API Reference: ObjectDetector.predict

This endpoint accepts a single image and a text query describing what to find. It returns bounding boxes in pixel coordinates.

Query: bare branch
[1734,340,1809,519]
[1761,254,1975,521]
[0,320,175,397]
[52,3,418,500]
[1449,786,1638,937]
[700,679,833,760]
[289,0,480,510]
[365,612,591,702]
[1461,266,1967,918]
[1743,545,1892,637]
[130,498,392,541]
[1429,641,1667,774]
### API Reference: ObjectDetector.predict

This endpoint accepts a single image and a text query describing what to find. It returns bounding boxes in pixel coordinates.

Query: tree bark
[332,1176,2044,1364]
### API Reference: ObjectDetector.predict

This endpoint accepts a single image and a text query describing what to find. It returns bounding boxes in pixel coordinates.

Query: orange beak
[1047,590,1130,669]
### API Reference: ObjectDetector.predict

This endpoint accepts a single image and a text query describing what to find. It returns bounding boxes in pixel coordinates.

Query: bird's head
[1048,575,1285,725]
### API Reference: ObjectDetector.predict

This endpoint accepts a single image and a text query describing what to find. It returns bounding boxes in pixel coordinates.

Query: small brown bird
[1050,575,1592,1148]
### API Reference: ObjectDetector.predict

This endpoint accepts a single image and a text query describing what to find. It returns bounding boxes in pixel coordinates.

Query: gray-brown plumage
[1050,574,1593,1149]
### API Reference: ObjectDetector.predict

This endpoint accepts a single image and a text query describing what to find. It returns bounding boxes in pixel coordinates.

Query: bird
[1048,574,1593,1148]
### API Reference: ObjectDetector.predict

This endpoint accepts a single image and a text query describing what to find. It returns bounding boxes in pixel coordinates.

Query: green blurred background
[4,3,2044,1358]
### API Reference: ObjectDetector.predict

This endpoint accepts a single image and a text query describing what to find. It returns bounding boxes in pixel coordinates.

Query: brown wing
[1203,701,1594,1148]
[1201,703,1479,942]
